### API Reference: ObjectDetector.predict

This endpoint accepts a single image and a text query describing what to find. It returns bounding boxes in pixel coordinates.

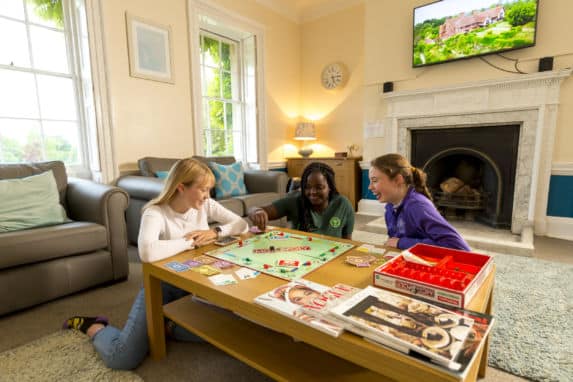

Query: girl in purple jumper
[368,153,470,251]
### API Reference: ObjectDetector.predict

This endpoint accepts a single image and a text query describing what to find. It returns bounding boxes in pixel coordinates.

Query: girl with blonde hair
[368,153,469,250]
[64,158,248,369]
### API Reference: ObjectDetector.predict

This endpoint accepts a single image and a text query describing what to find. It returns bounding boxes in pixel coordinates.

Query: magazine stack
[329,286,477,370]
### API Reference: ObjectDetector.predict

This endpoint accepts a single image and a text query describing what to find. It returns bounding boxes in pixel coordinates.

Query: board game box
[205,230,354,281]
[373,244,494,308]
[329,285,475,370]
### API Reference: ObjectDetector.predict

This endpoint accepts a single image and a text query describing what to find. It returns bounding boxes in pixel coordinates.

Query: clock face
[321,63,345,89]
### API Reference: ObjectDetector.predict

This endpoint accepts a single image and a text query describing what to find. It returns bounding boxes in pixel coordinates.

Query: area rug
[489,253,572,382]
[352,229,573,382]
[0,330,142,382]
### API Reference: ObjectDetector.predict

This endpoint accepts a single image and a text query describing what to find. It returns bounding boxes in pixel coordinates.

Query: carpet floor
[0,330,142,382]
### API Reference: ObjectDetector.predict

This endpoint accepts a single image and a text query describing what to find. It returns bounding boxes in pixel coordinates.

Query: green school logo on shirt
[329,217,341,228]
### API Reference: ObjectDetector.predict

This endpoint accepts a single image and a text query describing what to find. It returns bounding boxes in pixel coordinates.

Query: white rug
[0,330,142,382]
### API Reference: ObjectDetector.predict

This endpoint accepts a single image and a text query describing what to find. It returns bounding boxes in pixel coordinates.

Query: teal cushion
[0,170,68,232]
[155,171,169,180]
[208,161,247,199]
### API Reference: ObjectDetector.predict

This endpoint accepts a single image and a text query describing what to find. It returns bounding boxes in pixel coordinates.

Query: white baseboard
[545,216,573,241]
[357,199,386,215]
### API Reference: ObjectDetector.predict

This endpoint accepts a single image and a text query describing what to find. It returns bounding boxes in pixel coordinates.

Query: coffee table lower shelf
[163,296,394,382]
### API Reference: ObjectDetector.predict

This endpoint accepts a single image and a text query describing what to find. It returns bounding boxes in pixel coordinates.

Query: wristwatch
[213,226,222,237]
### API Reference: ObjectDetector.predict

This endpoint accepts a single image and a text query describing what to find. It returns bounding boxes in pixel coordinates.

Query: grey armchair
[0,161,129,315]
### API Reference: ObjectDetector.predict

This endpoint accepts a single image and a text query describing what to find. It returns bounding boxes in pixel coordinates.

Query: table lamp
[294,122,316,157]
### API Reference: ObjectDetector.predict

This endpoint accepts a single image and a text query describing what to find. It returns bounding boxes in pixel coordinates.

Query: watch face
[321,63,344,89]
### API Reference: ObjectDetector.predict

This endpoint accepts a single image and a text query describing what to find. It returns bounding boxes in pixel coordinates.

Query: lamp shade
[294,122,316,141]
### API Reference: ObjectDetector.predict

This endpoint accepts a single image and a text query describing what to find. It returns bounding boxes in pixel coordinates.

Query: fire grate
[433,190,488,210]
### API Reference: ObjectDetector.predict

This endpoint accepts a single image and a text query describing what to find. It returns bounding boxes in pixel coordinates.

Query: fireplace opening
[424,150,500,225]
[411,125,520,229]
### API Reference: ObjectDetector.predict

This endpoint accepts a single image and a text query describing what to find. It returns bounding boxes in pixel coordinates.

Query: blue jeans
[92,283,202,370]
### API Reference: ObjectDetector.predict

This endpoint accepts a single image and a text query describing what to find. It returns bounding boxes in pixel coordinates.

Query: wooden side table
[286,157,361,210]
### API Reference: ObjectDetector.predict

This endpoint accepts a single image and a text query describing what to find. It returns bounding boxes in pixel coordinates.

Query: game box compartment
[372,244,494,308]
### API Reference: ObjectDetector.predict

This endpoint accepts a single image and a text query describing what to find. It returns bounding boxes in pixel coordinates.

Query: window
[200,32,242,158]
[189,1,265,166]
[0,0,93,175]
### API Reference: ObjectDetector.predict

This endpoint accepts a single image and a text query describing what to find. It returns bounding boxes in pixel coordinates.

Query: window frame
[199,30,244,158]
[188,0,268,168]
[0,0,93,177]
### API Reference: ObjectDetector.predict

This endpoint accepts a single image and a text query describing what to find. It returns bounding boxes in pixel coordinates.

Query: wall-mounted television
[413,0,539,67]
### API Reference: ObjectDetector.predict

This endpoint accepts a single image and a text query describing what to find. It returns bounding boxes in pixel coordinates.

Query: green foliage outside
[201,36,235,157]
[413,0,537,66]
[26,0,64,27]
[0,131,77,163]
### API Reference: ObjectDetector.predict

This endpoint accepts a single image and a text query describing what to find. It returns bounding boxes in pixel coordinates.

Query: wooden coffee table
[143,228,494,382]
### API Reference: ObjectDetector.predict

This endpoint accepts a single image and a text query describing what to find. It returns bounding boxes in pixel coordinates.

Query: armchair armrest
[66,178,129,279]
[243,170,288,196]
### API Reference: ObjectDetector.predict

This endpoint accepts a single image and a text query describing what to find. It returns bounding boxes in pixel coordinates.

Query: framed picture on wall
[126,13,174,83]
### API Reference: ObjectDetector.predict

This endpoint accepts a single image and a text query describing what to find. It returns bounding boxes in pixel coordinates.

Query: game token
[277,259,299,267]
[303,261,312,266]
[263,264,271,269]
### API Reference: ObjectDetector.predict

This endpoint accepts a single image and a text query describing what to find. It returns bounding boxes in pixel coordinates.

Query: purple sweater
[385,188,470,251]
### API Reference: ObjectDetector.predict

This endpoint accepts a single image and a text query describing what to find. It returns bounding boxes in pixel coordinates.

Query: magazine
[449,308,495,376]
[329,286,475,370]
[254,279,347,337]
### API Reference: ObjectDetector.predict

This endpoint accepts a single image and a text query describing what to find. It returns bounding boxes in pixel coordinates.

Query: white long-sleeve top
[138,199,249,263]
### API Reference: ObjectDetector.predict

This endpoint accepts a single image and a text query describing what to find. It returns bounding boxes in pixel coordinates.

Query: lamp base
[298,148,313,158]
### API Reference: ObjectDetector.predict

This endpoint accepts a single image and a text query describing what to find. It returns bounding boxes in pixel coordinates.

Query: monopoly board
[205,230,354,281]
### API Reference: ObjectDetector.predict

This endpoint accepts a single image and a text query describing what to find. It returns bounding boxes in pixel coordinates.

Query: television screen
[413,0,539,67]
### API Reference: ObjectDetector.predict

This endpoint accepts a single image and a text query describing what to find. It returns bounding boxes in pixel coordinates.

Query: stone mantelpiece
[374,69,572,236]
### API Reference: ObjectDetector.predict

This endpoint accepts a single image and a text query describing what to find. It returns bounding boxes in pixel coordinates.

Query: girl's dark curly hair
[296,162,339,232]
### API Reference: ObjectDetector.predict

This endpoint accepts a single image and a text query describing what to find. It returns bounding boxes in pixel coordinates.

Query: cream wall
[101,0,193,173]
[362,0,573,163]
[100,0,300,172]
[299,4,365,158]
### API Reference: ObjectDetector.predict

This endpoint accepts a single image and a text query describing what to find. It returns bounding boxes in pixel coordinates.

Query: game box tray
[372,244,494,308]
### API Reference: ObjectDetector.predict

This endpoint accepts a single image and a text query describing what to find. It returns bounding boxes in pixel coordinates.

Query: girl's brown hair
[144,158,215,210]
[370,153,432,200]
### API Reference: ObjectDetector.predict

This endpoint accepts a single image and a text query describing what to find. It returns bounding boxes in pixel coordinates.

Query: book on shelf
[329,286,475,370]
[254,279,357,337]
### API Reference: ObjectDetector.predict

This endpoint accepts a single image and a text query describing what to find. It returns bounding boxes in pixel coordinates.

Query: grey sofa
[117,156,289,245]
[0,161,129,316]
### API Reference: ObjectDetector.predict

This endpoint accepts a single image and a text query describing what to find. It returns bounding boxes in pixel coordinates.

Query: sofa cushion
[0,222,108,270]
[215,198,244,219]
[209,161,247,198]
[155,171,169,179]
[117,176,164,200]
[235,192,282,213]
[0,170,68,233]
[0,161,67,204]
[138,157,179,177]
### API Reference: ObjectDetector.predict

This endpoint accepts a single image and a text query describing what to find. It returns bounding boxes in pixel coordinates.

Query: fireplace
[411,125,520,228]
[366,69,573,236]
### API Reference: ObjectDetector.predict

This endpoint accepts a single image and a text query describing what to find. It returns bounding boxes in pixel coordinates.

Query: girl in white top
[63,158,248,370]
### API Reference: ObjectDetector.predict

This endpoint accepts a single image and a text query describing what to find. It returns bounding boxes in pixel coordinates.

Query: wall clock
[321,62,347,90]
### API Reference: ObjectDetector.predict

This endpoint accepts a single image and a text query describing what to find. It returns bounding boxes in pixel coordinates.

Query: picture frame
[126,13,174,84]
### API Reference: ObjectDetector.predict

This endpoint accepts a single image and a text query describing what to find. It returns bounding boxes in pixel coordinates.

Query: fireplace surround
[378,69,572,236]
